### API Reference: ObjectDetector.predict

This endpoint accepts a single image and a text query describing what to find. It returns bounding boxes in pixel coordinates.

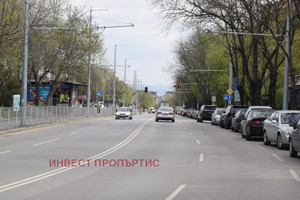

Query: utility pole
[228,40,233,105]
[122,59,129,107]
[283,0,291,110]
[21,0,29,126]
[87,8,93,108]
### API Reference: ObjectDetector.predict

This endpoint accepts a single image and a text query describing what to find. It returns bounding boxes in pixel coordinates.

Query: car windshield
[216,109,224,114]
[281,113,300,124]
[119,107,130,112]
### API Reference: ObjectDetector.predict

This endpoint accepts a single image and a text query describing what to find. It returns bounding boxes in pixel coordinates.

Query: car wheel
[211,121,214,125]
[245,127,251,140]
[263,131,271,145]
[129,117,133,120]
[231,124,234,131]
[277,134,284,149]
[289,140,298,157]
[155,119,158,122]
[172,119,175,123]
[200,118,203,123]
[224,120,229,129]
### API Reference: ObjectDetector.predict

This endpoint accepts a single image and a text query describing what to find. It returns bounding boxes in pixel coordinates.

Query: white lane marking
[165,184,186,200]
[255,145,266,150]
[88,127,95,130]
[272,154,284,162]
[289,169,300,182]
[32,138,61,147]
[184,127,187,130]
[199,153,204,162]
[188,132,192,135]
[0,118,153,193]
[69,132,78,136]
[196,140,201,145]
[0,151,11,155]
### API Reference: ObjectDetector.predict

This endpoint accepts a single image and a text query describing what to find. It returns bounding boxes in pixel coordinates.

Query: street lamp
[87,8,107,108]
[283,0,291,110]
[123,59,131,107]
[113,45,126,112]
[21,0,29,126]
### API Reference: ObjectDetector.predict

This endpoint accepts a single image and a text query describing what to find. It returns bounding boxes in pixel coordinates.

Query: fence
[0,106,113,131]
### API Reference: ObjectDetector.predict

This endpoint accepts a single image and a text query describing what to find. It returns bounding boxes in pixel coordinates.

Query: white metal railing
[0,106,113,131]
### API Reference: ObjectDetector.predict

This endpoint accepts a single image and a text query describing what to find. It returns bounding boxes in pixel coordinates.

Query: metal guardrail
[0,106,113,131]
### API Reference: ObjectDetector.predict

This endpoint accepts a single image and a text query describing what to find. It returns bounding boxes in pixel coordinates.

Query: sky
[70,0,185,96]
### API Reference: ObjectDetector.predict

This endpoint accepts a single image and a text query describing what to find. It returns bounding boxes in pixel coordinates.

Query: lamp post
[123,59,130,107]
[113,45,126,112]
[283,0,291,110]
[21,0,29,126]
[87,8,107,108]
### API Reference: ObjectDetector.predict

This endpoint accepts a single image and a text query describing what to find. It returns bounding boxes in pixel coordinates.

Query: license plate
[163,113,168,115]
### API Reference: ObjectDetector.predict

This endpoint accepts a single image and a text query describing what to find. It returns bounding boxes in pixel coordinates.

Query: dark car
[220,105,248,129]
[197,105,217,122]
[231,108,247,132]
[289,119,300,157]
[242,110,273,140]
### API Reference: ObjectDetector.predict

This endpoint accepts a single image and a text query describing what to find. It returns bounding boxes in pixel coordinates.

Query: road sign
[176,83,181,90]
[227,89,233,95]
[234,77,239,85]
[234,91,240,102]
[96,91,102,97]
[212,90,217,96]
[223,94,232,101]
[212,96,216,102]
[233,85,238,91]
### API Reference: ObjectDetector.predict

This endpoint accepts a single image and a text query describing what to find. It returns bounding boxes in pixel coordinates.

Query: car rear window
[204,106,217,110]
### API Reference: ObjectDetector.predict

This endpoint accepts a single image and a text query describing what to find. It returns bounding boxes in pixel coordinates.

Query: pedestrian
[97,103,101,114]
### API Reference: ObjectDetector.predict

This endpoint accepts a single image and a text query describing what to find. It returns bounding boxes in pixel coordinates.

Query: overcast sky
[70,0,185,95]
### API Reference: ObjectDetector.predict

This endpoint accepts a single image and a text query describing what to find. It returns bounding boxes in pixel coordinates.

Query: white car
[115,107,133,120]
[155,107,175,122]
[263,110,300,149]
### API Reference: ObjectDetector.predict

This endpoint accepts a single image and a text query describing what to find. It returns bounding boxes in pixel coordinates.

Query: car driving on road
[155,107,175,122]
[115,107,133,120]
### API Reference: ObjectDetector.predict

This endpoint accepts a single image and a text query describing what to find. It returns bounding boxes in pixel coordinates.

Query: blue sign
[96,91,102,96]
[234,78,239,85]
[212,90,217,96]
[234,85,238,91]
[223,94,233,101]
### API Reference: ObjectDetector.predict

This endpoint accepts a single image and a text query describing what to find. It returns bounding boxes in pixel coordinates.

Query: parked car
[155,107,175,122]
[187,109,194,118]
[240,106,273,135]
[211,108,225,125]
[289,119,300,157]
[192,110,199,119]
[241,109,273,140]
[220,105,248,129]
[197,105,217,122]
[148,107,156,114]
[231,108,247,132]
[263,111,300,149]
[115,107,133,120]
[182,109,188,116]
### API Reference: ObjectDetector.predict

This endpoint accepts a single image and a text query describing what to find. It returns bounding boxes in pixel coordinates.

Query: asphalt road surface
[0,114,300,200]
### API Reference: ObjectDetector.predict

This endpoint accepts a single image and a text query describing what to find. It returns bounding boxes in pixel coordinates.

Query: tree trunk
[268,70,277,109]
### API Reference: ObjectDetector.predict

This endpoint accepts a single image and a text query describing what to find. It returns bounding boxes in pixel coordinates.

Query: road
[0,114,300,200]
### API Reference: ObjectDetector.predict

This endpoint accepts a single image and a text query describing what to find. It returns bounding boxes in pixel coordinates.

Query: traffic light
[145,87,148,93]
[176,83,180,90]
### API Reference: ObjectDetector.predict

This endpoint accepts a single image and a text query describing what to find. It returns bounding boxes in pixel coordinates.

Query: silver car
[211,108,225,125]
[155,107,175,122]
[263,111,300,149]
[115,107,133,120]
